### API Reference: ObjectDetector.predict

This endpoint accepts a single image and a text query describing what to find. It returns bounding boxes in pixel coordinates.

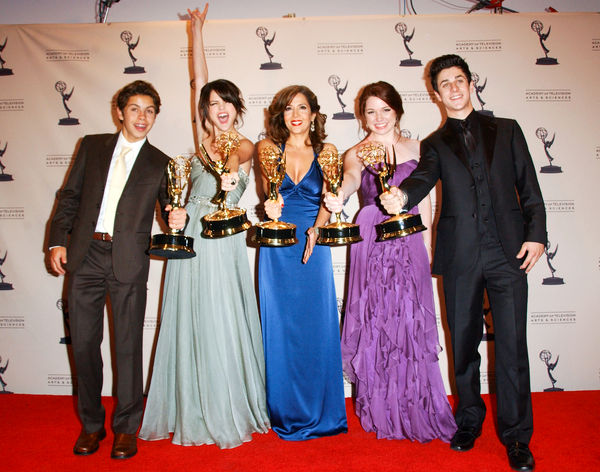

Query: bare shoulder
[257,138,278,153]
[321,142,339,154]
[397,137,420,162]
[237,136,255,158]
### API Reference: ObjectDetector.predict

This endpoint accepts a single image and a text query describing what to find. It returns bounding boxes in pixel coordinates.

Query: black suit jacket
[400,113,547,275]
[49,133,170,283]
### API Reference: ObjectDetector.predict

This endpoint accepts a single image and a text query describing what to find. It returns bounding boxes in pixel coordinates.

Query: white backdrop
[0,12,598,396]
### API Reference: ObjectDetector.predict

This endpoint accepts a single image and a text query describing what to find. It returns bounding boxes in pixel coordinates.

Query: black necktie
[460,119,476,155]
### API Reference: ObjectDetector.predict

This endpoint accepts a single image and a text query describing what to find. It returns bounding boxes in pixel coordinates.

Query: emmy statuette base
[316,221,362,246]
[149,233,196,259]
[540,165,562,173]
[542,277,565,285]
[375,213,426,242]
[255,221,298,247]
[201,208,252,238]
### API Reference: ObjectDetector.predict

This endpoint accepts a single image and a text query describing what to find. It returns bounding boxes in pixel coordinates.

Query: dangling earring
[310,121,315,132]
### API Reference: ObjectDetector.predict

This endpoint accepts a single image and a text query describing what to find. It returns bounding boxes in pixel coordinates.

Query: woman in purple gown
[323,81,456,442]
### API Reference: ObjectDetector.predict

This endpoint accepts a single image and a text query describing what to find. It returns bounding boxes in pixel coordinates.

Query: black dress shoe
[111,432,137,459]
[450,427,481,451]
[506,442,535,471]
[73,427,106,455]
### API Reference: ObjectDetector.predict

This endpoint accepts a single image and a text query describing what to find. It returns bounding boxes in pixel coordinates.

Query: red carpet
[1,391,599,471]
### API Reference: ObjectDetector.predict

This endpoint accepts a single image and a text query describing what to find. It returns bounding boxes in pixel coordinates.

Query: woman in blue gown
[257,85,347,440]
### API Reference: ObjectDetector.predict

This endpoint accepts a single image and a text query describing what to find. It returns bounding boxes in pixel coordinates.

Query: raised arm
[188,4,209,142]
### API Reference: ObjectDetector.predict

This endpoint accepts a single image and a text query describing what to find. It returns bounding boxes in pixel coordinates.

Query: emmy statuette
[149,155,196,259]
[198,131,252,238]
[357,142,425,242]
[254,145,297,246]
[316,145,361,246]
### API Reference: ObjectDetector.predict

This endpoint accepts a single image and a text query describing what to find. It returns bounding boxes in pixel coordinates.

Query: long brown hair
[266,85,327,154]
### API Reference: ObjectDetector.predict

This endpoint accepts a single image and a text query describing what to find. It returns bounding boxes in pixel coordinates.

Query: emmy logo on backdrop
[121,30,146,74]
[400,129,419,141]
[0,251,13,290]
[357,142,425,241]
[329,75,355,120]
[255,145,297,246]
[55,81,80,126]
[536,127,562,173]
[539,350,564,391]
[56,299,72,345]
[0,356,12,394]
[395,22,422,67]
[316,145,362,246]
[542,240,565,285]
[198,132,252,238]
[531,20,559,65]
[0,37,14,76]
[472,72,494,116]
[256,26,282,70]
[149,156,196,258]
[0,141,13,182]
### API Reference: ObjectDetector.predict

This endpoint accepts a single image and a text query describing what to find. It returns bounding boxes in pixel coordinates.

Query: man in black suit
[48,80,186,459]
[381,55,545,471]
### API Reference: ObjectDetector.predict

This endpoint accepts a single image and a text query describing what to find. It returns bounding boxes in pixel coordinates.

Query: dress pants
[443,240,533,445]
[67,240,147,434]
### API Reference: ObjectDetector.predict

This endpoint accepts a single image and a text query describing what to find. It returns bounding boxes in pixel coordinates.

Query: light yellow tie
[104,146,130,235]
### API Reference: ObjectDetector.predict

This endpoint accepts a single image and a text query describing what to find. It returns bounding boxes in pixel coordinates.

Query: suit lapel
[478,113,497,170]
[99,134,119,188]
[120,141,151,199]
[440,121,472,174]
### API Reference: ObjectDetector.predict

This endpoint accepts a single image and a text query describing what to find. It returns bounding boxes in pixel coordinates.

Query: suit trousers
[67,240,147,434]
[443,240,533,445]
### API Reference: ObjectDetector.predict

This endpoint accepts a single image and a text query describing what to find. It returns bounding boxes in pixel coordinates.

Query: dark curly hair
[356,81,404,134]
[266,85,327,154]
[198,79,246,136]
[116,80,161,114]
[429,54,472,93]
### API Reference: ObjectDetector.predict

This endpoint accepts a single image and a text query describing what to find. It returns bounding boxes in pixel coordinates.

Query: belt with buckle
[92,232,112,242]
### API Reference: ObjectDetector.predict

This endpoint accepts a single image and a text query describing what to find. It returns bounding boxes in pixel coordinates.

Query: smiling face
[117,94,157,142]
[434,66,474,119]
[283,93,316,135]
[207,90,238,133]
[364,96,397,137]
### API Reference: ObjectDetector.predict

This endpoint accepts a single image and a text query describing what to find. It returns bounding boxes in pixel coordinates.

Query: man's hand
[379,186,406,215]
[166,204,187,230]
[517,241,545,273]
[49,247,67,276]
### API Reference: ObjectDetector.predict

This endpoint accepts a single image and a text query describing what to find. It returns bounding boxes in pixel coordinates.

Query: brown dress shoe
[111,433,137,459]
[73,427,106,455]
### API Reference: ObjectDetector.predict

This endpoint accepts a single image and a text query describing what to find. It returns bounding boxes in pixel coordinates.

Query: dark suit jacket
[49,133,170,283]
[400,113,547,276]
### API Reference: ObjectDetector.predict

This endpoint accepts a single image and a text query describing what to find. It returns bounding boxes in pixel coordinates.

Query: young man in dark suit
[48,80,186,459]
[381,55,545,471]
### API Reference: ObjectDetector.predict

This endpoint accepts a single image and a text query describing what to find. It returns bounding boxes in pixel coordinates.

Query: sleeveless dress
[258,150,348,440]
[139,158,270,448]
[342,155,457,442]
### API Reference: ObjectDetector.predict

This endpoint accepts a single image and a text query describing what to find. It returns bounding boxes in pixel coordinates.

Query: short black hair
[116,80,161,113]
[429,54,472,93]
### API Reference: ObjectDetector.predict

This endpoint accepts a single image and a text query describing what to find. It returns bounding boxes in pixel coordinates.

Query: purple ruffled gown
[342,156,457,442]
